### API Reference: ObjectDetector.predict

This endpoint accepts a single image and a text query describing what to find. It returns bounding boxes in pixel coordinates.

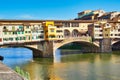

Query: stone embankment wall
[0,62,24,80]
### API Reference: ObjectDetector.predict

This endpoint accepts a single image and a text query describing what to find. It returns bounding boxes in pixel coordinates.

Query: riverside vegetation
[15,66,31,80]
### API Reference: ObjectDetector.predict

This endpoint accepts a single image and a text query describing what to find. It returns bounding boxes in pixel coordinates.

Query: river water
[0,48,120,80]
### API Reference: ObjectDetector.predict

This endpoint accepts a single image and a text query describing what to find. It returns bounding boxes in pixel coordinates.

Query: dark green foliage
[60,43,82,50]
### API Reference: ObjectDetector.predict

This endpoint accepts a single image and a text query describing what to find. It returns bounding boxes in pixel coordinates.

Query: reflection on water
[0,48,32,68]
[0,48,120,80]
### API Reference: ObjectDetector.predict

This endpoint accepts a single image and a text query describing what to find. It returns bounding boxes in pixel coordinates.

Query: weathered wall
[37,41,54,58]
[99,38,112,53]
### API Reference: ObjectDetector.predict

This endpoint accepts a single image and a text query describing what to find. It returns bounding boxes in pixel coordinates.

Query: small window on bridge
[50,29,54,32]
[95,26,100,28]
[49,35,55,38]
[24,37,26,40]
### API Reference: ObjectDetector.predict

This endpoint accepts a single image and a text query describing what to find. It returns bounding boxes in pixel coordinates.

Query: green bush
[15,66,30,80]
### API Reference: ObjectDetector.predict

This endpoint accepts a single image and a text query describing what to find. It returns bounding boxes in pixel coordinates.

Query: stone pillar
[37,41,54,58]
[32,41,54,58]
[99,38,112,53]
[32,49,43,58]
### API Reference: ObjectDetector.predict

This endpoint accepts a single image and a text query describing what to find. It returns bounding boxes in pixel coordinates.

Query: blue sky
[0,0,120,20]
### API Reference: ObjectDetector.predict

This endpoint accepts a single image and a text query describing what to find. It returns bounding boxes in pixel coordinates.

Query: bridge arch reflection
[1,45,43,58]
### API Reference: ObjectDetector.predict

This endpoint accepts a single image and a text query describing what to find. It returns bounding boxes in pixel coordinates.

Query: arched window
[64,29,70,38]
[72,29,79,37]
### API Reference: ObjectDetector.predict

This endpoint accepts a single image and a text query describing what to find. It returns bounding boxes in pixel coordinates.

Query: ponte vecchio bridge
[0,20,120,58]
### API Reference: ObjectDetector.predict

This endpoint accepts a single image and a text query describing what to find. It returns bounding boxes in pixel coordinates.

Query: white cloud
[15,14,37,19]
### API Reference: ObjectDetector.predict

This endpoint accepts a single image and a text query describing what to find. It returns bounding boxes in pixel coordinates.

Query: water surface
[0,48,120,80]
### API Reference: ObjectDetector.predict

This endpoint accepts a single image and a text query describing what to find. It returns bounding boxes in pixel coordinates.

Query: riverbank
[0,61,24,80]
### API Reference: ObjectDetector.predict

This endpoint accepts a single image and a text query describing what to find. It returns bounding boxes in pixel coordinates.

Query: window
[32,37,34,39]
[49,35,55,38]
[105,29,107,31]
[16,37,18,41]
[29,31,31,33]
[115,34,118,36]
[13,32,17,35]
[3,26,6,29]
[26,26,29,29]
[19,26,23,28]
[40,35,44,38]
[57,30,63,33]
[22,32,24,34]
[4,32,7,35]
[3,26,7,31]
[106,23,109,26]
[20,37,22,40]
[12,26,15,31]
[41,31,44,33]
[29,36,31,40]
[118,29,120,32]
[63,22,70,27]
[9,38,13,41]
[50,29,54,32]
[105,34,108,36]
[17,32,20,34]
[99,34,103,36]
[71,23,79,27]
[95,26,100,28]
[9,32,11,35]
[19,26,23,31]
[36,36,38,39]
[95,34,99,37]
[24,37,26,40]
[3,38,8,41]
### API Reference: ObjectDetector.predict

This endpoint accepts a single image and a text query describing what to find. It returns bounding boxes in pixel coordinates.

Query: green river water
[1,48,120,80]
[23,50,120,80]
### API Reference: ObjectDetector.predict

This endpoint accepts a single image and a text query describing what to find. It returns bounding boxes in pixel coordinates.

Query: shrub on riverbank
[15,66,31,80]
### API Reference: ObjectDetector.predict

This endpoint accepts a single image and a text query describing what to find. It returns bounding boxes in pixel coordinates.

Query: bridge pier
[99,38,112,53]
[25,41,55,58]
[37,41,54,58]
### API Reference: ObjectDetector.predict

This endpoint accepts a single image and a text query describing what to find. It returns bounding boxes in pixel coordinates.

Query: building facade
[0,19,119,46]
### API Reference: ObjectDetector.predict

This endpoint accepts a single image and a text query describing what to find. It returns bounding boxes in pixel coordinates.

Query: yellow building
[44,21,57,40]
[102,23,111,38]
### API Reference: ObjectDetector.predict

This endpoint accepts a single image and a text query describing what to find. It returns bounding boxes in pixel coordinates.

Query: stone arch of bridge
[22,46,43,58]
[112,40,120,50]
[18,45,43,58]
[53,38,99,55]
[55,41,99,50]
[111,39,120,45]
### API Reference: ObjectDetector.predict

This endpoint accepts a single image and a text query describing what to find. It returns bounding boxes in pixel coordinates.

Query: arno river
[0,48,120,80]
